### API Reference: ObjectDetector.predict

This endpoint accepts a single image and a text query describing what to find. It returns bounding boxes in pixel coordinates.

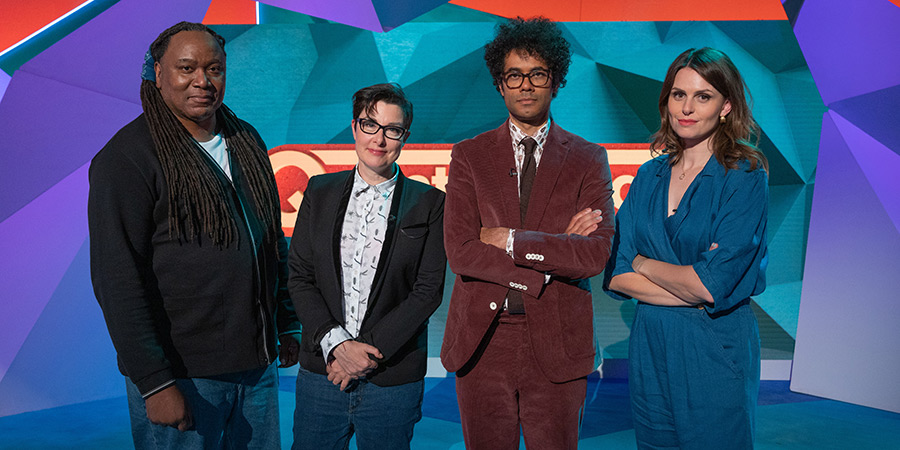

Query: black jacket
[88,114,300,396]
[288,169,446,386]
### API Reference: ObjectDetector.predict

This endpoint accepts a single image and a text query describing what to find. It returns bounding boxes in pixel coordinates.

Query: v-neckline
[664,155,712,220]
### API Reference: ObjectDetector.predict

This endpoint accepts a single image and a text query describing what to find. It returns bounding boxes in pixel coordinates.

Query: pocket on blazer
[400,224,428,239]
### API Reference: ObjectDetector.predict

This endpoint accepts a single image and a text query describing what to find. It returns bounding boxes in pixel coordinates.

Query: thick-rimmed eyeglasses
[354,118,407,141]
[502,70,552,89]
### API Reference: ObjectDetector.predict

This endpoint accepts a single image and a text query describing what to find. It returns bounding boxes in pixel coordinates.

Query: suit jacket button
[490,302,498,310]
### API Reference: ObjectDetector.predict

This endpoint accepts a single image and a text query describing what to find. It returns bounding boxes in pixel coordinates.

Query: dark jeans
[292,365,423,450]
[126,363,280,450]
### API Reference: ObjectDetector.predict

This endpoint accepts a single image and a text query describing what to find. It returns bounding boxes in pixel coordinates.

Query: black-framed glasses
[354,118,407,141]
[502,69,551,89]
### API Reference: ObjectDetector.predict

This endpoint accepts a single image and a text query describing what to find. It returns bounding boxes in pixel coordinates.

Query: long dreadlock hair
[140,22,281,247]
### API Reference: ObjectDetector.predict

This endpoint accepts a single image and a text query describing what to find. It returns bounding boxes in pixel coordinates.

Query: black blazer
[288,168,446,386]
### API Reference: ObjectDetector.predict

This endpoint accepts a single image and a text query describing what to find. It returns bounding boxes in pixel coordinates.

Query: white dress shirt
[319,165,398,361]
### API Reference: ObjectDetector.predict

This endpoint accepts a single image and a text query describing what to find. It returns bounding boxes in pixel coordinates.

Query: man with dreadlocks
[440,17,615,448]
[88,22,300,448]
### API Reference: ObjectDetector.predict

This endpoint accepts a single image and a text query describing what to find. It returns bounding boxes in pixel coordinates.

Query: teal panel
[596,62,663,135]
[755,281,802,340]
[287,25,387,144]
[714,20,807,73]
[409,3,503,23]
[553,57,654,143]
[775,68,826,180]
[760,132,804,186]
[768,183,804,246]
[752,300,796,358]
[405,49,507,143]
[222,25,318,148]
[395,22,497,87]
[564,22,665,74]
[259,3,324,24]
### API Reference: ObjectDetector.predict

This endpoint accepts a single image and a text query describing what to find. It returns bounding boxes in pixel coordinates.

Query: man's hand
[332,340,382,378]
[278,334,300,368]
[326,359,354,391]
[565,208,603,236]
[145,384,193,432]
[479,227,510,250]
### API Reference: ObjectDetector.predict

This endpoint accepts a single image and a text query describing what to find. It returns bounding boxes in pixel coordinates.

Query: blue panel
[0,240,120,416]
[830,84,900,156]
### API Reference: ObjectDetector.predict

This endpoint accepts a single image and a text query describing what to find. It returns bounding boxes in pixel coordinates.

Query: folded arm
[511,151,616,280]
[443,144,545,293]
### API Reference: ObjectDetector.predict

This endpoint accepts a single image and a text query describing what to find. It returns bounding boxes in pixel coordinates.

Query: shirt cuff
[320,326,353,364]
[505,228,516,258]
[142,379,176,399]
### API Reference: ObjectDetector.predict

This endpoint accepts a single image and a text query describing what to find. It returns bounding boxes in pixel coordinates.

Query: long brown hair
[650,47,767,172]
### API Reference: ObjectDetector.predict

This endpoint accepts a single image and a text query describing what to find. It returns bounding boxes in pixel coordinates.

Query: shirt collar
[353,164,399,198]
[509,118,551,149]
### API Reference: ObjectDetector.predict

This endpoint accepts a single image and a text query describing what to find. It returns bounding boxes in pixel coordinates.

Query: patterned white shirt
[320,166,398,361]
[506,119,551,256]
[509,119,550,192]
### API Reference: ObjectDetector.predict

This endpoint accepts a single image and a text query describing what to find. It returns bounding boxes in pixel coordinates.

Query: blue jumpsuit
[604,155,768,449]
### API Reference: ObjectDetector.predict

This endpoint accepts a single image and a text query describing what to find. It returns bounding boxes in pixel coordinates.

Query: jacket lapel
[524,122,568,230]
[364,169,405,311]
[331,171,355,293]
[490,121,525,227]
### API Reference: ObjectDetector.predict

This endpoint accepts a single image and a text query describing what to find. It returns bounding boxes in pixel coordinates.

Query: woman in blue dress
[604,47,769,449]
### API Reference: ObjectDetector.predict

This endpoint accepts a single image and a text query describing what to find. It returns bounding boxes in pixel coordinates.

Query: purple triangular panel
[0,69,10,102]
[830,111,900,236]
[794,0,900,105]
[0,72,141,222]
[20,0,211,104]
[0,240,120,416]
[830,84,900,156]
[0,163,89,384]
[261,0,383,32]
[793,111,900,413]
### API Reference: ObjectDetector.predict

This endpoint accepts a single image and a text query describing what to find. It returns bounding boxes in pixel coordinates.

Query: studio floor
[1,375,898,449]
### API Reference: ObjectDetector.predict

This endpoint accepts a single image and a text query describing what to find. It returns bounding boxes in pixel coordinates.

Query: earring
[719,115,727,124]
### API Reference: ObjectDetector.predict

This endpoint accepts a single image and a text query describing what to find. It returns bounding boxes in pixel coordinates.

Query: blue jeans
[292,366,423,450]
[126,363,280,450]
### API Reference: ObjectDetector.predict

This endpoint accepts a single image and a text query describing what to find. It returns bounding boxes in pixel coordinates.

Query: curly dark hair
[484,17,571,97]
[650,47,768,172]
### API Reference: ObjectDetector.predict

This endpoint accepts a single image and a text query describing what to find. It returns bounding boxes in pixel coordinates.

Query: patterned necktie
[508,136,538,315]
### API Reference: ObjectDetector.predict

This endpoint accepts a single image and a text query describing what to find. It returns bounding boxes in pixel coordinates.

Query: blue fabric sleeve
[693,168,768,313]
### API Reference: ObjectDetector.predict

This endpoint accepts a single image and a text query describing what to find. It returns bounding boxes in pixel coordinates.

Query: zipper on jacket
[199,145,273,365]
